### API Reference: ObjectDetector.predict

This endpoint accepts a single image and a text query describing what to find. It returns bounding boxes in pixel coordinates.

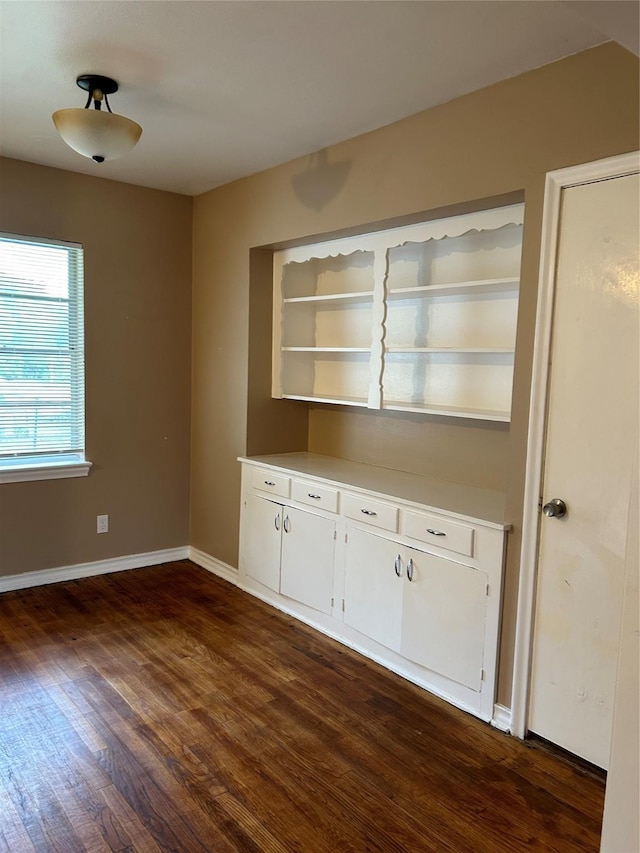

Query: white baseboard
[0,546,190,594]
[188,547,239,585]
[491,703,512,733]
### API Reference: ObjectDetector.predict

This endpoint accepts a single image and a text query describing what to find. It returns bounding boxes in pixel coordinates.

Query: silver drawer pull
[407,558,414,582]
[274,514,280,531]
[283,515,290,533]
[426,528,446,536]
[361,509,377,516]
[394,555,402,577]
[308,493,322,500]
[264,480,276,486]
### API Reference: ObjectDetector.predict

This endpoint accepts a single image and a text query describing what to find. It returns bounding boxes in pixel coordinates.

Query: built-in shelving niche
[272,204,524,421]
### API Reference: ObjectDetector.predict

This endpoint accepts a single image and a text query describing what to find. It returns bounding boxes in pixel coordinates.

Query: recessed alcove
[246,194,524,491]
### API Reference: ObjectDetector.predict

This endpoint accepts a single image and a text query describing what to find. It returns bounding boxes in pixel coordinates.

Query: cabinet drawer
[252,468,290,498]
[292,479,339,513]
[342,492,398,532]
[402,509,474,557]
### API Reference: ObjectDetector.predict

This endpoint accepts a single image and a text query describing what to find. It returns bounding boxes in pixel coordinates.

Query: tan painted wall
[192,43,639,706]
[0,158,192,576]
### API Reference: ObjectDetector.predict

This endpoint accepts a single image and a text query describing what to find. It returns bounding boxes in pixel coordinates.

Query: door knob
[542,498,567,519]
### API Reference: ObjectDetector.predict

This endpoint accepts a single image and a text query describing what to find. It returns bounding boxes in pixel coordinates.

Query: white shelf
[282,393,370,407]
[273,205,524,420]
[283,347,371,353]
[386,277,519,299]
[385,347,515,354]
[283,291,374,304]
[383,400,511,422]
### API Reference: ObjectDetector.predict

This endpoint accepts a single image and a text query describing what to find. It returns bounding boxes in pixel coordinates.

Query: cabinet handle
[274,514,280,531]
[406,558,414,582]
[264,480,276,486]
[361,509,377,517]
[394,555,402,577]
[426,528,446,537]
[308,493,322,500]
[283,515,290,533]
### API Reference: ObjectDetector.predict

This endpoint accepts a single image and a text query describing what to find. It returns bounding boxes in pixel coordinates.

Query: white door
[401,549,488,691]
[343,527,404,651]
[245,495,282,592]
[280,506,335,615]
[528,171,639,769]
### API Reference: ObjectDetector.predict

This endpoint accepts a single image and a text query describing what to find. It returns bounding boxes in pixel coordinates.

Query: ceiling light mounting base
[76,75,119,96]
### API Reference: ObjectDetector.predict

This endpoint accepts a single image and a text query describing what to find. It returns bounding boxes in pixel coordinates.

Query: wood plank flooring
[0,561,605,852]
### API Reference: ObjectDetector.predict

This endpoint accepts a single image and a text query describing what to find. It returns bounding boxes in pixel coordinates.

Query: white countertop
[239,452,508,529]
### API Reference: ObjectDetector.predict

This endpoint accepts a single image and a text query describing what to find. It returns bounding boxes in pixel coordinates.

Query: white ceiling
[0,1,637,196]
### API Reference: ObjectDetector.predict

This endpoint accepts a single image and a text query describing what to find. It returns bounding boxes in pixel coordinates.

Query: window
[0,233,91,483]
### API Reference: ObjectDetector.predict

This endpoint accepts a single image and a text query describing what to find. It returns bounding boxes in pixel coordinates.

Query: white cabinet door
[344,527,404,651]
[245,495,282,592]
[341,527,490,690]
[280,506,336,615]
[401,549,488,691]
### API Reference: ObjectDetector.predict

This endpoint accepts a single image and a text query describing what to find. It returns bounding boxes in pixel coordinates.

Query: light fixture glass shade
[52,108,142,162]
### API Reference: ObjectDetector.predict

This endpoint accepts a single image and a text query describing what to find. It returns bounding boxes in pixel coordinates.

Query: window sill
[0,456,93,484]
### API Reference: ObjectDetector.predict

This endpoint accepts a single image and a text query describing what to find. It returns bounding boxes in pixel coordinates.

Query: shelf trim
[276,204,525,264]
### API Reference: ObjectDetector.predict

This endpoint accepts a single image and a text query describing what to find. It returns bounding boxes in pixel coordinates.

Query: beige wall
[0,158,192,576]
[191,43,639,706]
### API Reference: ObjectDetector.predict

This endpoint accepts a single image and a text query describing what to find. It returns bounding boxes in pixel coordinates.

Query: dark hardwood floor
[0,561,604,852]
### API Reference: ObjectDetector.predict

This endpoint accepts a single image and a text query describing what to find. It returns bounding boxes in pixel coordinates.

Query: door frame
[510,150,640,740]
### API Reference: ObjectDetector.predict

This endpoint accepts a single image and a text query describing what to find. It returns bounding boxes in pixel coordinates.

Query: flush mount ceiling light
[52,75,142,163]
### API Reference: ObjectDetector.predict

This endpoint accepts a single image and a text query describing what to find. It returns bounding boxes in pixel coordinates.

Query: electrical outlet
[97,514,109,534]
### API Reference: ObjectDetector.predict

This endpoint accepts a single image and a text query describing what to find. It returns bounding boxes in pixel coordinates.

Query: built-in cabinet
[273,204,524,421]
[238,452,508,722]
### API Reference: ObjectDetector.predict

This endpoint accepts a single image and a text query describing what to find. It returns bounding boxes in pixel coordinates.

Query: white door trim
[510,150,640,739]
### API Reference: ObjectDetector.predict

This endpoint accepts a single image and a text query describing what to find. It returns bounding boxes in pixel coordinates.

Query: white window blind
[0,233,85,466]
